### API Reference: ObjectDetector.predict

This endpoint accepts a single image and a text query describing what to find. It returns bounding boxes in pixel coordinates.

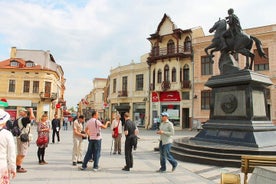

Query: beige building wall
[108,54,149,127]
[80,78,107,120]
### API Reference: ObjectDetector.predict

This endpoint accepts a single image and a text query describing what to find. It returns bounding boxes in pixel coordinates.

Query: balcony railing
[161,81,171,91]
[181,80,191,89]
[150,46,192,57]
[118,90,128,97]
[40,92,58,101]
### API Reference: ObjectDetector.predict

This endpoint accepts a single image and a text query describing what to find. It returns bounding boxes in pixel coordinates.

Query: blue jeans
[159,141,177,171]
[82,139,101,169]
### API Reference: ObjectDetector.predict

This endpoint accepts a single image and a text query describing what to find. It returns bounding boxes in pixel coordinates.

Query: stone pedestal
[193,69,276,147]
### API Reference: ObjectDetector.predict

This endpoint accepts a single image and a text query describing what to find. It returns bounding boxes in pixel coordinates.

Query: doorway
[182,108,189,129]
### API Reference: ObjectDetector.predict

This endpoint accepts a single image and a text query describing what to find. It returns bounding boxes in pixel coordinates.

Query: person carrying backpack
[15,108,35,173]
[110,114,123,154]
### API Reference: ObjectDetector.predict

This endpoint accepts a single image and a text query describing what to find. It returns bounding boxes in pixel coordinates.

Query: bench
[241,155,276,184]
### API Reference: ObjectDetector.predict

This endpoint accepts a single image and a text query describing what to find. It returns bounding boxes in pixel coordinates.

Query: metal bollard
[221,173,241,184]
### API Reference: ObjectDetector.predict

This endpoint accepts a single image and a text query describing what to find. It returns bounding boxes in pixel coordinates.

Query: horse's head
[209,18,226,33]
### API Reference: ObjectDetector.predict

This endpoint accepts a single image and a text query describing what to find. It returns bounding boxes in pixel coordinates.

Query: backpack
[6,119,21,137]
[112,122,120,138]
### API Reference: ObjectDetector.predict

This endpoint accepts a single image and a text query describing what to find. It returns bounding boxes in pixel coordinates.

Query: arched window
[184,36,191,52]
[164,65,169,82]
[152,42,159,56]
[152,69,156,90]
[183,64,190,81]
[157,69,162,83]
[180,69,182,82]
[172,67,176,82]
[167,39,175,54]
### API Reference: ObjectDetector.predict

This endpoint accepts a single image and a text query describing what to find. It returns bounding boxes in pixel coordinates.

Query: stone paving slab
[10,126,243,184]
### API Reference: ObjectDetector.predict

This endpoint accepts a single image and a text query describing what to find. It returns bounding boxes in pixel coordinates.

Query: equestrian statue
[205,8,267,74]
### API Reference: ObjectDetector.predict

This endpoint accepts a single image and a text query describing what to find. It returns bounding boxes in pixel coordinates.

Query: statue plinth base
[192,70,276,147]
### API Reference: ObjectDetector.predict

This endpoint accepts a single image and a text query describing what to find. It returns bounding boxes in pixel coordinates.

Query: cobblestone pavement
[11,125,242,184]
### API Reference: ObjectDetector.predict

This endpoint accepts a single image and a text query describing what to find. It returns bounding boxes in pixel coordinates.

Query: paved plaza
[11,125,242,184]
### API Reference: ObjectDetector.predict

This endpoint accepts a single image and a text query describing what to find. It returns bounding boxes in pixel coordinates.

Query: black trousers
[124,138,133,168]
[52,129,60,143]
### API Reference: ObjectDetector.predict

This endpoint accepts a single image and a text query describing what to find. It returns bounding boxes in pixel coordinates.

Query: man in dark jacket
[122,112,138,171]
[51,114,61,143]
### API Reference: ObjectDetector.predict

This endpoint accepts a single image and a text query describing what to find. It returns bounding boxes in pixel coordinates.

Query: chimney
[10,47,17,58]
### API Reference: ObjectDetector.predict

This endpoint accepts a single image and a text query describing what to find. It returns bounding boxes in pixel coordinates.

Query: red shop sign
[152,92,159,102]
[56,103,61,108]
[160,91,180,102]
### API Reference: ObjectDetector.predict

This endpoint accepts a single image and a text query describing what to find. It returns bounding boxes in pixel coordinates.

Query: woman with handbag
[110,114,123,154]
[36,114,50,165]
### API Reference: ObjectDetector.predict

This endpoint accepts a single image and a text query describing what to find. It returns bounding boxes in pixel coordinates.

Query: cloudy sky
[0,0,275,108]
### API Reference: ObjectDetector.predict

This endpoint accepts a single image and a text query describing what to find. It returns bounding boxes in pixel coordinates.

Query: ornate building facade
[147,14,204,129]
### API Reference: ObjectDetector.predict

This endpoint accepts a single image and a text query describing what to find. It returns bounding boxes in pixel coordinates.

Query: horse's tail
[250,36,268,59]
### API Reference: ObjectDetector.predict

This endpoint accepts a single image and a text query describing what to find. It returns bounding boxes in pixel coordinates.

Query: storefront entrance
[182,108,190,129]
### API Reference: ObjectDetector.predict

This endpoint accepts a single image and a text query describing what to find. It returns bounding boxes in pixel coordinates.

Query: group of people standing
[71,111,139,172]
[73,110,177,173]
[1,107,178,183]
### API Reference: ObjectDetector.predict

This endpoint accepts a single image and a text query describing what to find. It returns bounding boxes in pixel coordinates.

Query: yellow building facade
[0,47,66,121]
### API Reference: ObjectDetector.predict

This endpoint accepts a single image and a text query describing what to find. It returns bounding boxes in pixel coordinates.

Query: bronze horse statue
[205,19,267,69]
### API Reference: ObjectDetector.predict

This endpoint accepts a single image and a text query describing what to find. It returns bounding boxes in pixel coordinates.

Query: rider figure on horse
[221,8,242,50]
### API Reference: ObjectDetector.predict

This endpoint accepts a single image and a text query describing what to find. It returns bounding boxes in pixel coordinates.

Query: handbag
[20,133,29,142]
[19,126,30,142]
[36,136,48,146]
[81,131,87,140]
[112,121,120,138]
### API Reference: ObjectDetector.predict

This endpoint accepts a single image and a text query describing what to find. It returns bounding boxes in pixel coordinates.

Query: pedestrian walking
[72,115,86,166]
[156,112,178,173]
[51,114,61,144]
[80,110,110,171]
[63,117,68,131]
[0,109,16,184]
[110,114,123,154]
[122,112,139,171]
